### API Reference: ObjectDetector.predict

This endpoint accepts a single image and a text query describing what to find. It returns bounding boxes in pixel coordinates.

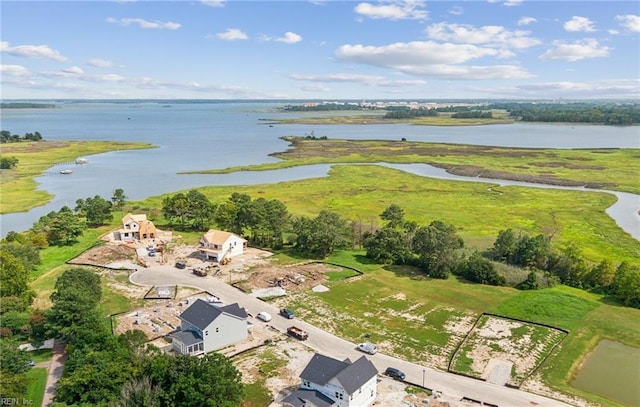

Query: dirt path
[41,343,67,407]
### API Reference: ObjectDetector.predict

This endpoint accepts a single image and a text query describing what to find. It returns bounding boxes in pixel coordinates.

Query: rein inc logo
[1,400,33,405]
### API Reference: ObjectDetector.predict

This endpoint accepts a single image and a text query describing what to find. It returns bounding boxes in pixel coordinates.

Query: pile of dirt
[68,244,137,267]
[244,262,336,292]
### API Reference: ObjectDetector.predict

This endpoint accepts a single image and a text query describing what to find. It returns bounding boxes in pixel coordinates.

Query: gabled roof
[300,354,350,386]
[335,355,378,394]
[202,229,246,245]
[282,389,335,407]
[122,213,147,223]
[218,302,248,319]
[179,299,247,330]
[300,353,377,396]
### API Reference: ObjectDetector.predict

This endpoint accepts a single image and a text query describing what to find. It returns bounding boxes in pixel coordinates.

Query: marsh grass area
[0,140,152,213]
[174,164,640,265]
[267,111,513,126]
[191,137,640,195]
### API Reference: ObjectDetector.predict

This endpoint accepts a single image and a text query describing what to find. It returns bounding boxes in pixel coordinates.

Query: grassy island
[184,136,640,195]
[0,140,153,213]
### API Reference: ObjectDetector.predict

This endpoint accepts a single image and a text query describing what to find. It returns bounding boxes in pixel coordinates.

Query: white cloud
[487,0,522,6]
[335,41,533,79]
[448,6,463,16]
[0,64,31,76]
[262,32,303,44]
[201,0,225,7]
[354,0,428,20]
[616,14,640,32]
[515,79,640,99]
[518,16,537,26]
[289,73,427,88]
[216,28,249,41]
[425,23,541,49]
[88,58,112,68]
[289,73,384,84]
[63,66,84,74]
[0,41,67,61]
[564,16,596,32]
[106,17,181,30]
[540,39,611,62]
[503,0,523,7]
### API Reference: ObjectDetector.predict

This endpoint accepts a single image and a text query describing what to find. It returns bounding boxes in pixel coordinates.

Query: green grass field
[25,367,47,407]
[166,165,639,265]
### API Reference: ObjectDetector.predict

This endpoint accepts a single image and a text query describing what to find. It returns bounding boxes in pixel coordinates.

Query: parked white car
[356,342,377,355]
[257,311,272,322]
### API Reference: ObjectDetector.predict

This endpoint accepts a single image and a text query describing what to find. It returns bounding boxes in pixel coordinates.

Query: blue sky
[1,0,639,99]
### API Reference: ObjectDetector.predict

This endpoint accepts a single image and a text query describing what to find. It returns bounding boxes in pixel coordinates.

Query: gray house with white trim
[282,353,378,407]
[171,299,249,355]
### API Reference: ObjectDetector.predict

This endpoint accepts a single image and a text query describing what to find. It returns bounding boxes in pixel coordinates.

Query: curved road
[130,266,574,407]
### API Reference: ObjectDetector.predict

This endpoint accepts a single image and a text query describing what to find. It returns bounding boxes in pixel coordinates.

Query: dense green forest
[486,102,640,125]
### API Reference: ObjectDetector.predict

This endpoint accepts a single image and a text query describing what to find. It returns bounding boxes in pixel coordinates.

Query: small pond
[571,339,640,406]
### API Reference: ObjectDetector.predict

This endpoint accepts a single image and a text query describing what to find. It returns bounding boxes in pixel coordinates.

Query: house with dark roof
[282,353,378,407]
[171,299,249,355]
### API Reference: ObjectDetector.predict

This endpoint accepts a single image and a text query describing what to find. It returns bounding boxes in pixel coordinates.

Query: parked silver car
[356,342,377,355]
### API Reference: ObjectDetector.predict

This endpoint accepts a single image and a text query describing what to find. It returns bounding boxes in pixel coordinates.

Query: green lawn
[25,367,47,407]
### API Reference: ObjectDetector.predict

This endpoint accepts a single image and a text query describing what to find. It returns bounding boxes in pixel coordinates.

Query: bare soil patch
[450,315,566,387]
[68,243,137,267]
[241,262,337,292]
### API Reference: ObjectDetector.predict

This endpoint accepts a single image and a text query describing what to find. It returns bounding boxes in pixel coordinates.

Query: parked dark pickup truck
[287,326,308,340]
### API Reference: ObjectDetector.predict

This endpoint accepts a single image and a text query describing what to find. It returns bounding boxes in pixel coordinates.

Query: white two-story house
[171,299,249,355]
[114,213,157,241]
[198,229,246,262]
[282,353,378,407]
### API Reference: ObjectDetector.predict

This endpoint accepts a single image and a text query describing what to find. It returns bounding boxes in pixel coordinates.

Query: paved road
[130,266,574,407]
[39,343,67,407]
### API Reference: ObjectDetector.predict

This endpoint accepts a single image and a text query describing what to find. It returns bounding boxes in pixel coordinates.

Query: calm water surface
[571,339,640,407]
[1,101,639,236]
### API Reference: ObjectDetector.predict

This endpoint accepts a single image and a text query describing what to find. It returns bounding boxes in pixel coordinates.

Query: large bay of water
[1,101,639,236]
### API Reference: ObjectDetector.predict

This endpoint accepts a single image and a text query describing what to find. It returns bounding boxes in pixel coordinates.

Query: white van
[257,311,272,322]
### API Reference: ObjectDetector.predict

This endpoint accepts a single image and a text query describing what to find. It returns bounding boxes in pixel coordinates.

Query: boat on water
[60,169,73,175]
[75,158,88,164]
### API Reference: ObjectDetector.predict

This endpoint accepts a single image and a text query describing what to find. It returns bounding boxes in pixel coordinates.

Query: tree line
[1,130,44,144]
[486,102,640,125]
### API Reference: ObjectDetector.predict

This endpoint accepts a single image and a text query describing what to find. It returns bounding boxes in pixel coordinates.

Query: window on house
[303,380,310,388]
[215,327,219,333]
[334,392,343,400]
[205,330,208,336]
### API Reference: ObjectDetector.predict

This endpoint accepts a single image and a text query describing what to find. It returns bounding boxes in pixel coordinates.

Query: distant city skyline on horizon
[1,1,639,100]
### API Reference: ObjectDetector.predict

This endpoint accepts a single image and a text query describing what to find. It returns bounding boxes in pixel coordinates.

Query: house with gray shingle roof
[171,299,249,355]
[282,353,378,407]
